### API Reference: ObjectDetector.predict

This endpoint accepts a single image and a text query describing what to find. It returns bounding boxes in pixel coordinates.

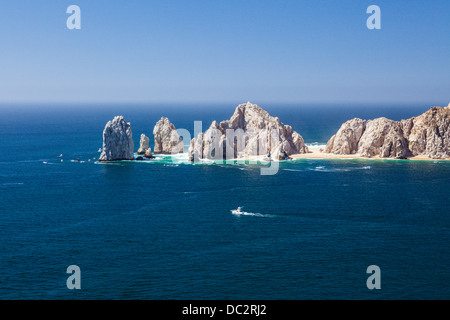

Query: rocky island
[99,116,134,161]
[323,104,450,159]
[137,134,153,158]
[153,117,184,154]
[188,102,309,161]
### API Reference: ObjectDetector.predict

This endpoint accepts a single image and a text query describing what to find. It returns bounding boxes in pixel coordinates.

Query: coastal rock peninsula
[153,117,184,154]
[325,105,450,159]
[188,102,308,161]
[99,116,134,161]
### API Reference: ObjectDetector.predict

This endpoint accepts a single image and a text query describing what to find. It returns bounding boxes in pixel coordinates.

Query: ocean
[0,103,449,299]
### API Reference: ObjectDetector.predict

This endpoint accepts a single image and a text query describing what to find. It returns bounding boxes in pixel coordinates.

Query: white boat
[231,207,243,215]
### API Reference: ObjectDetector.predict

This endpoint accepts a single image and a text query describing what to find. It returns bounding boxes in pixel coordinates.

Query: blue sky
[0,0,448,104]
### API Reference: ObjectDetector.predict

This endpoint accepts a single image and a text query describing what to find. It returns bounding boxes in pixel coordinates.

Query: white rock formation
[326,105,450,159]
[137,134,150,155]
[407,106,450,158]
[189,102,308,161]
[99,116,134,161]
[357,118,410,159]
[153,117,184,154]
[325,118,366,155]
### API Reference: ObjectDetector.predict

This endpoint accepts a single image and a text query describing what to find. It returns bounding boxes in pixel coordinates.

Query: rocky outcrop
[326,105,450,159]
[144,149,153,158]
[188,102,308,161]
[357,118,410,159]
[153,117,184,154]
[407,106,450,158]
[99,116,134,161]
[137,134,150,154]
[325,118,366,155]
[378,124,410,159]
[188,133,204,162]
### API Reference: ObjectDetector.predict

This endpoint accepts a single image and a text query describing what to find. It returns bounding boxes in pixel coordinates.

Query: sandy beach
[289,145,450,161]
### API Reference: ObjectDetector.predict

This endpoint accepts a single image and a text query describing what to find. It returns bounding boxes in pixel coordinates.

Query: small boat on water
[231,207,243,215]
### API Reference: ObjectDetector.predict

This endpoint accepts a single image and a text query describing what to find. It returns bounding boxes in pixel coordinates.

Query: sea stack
[99,116,134,161]
[153,117,184,154]
[188,102,308,161]
[137,134,150,154]
[325,105,450,159]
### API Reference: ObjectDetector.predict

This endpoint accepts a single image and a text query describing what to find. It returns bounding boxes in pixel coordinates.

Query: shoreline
[229,145,450,162]
[290,146,450,161]
[97,146,450,163]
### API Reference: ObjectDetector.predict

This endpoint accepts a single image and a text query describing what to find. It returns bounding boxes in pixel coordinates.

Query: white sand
[290,145,450,161]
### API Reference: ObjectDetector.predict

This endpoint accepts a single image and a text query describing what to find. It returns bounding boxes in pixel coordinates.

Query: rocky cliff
[153,117,184,154]
[99,116,134,161]
[325,105,450,159]
[188,102,308,161]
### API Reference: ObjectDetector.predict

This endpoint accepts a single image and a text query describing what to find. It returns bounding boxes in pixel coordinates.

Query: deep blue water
[0,103,449,299]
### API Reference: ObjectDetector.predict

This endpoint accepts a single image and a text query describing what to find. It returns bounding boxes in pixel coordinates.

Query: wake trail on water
[283,166,372,173]
[231,208,275,218]
[310,166,372,172]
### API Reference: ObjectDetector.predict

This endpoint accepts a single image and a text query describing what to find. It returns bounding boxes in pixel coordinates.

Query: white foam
[231,208,275,218]
[310,165,372,172]
[306,143,327,148]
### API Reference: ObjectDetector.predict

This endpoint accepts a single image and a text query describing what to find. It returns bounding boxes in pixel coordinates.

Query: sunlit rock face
[188,102,308,161]
[153,117,184,154]
[407,107,450,158]
[99,116,134,161]
[325,118,366,155]
[137,134,150,155]
[326,105,450,159]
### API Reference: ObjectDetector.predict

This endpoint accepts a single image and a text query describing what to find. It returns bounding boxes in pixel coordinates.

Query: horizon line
[0,100,447,107]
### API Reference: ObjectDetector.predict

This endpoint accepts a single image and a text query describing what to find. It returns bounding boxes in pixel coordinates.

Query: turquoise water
[0,104,449,299]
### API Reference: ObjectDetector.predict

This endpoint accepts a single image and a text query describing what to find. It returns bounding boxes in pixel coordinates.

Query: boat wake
[231,207,275,218]
[310,165,372,172]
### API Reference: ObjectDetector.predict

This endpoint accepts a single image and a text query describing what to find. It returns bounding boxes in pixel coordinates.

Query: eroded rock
[189,102,308,161]
[137,134,150,155]
[326,105,450,159]
[99,116,134,161]
[153,117,184,154]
